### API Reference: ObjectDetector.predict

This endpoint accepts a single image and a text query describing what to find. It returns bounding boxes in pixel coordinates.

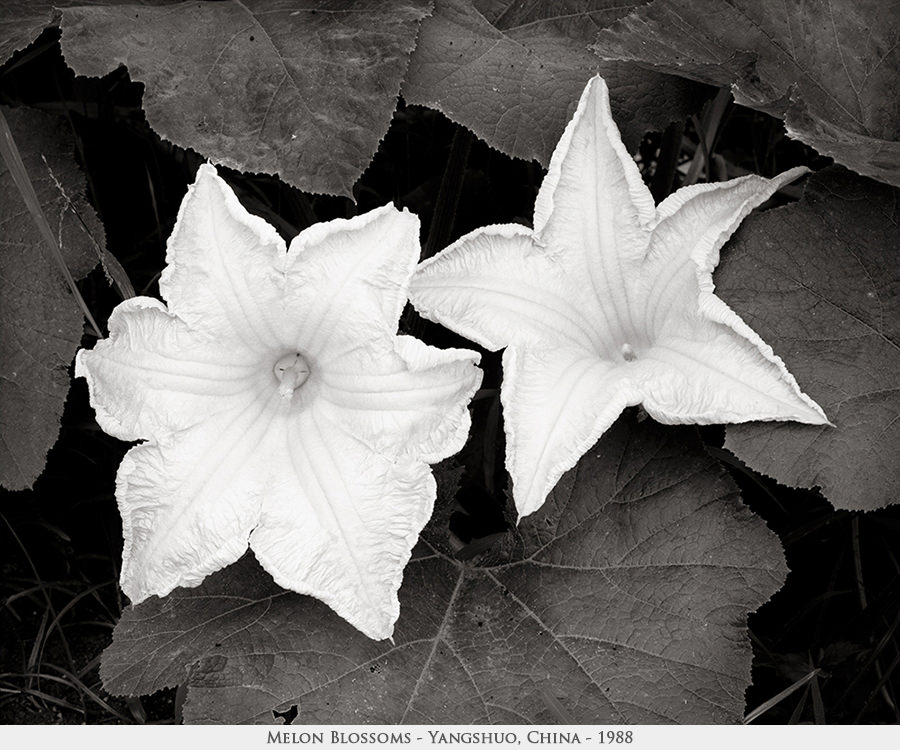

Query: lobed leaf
[402,0,710,163]
[593,0,900,186]
[58,0,433,196]
[0,1,174,68]
[0,1,64,66]
[0,106,102,489]
[101,415,786,724]
[718,167,900,511]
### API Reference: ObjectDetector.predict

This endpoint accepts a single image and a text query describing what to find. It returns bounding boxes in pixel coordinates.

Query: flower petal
[534,75,655,343]
[410,224,602,352]
[250,408,436,640]
[285,205,421,360]
[117,389,284,603]
[642,168,809,336]
[502,345,640,518]
[75,297,264,442]
[318,335,482,463]
[159,164,289,351]
[639,303,828,425]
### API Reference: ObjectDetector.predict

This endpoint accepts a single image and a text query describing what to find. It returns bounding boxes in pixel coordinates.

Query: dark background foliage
[1,30,898,724]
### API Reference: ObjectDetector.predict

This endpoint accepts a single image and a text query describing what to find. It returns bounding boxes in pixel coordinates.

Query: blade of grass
[853,648,900,723]
[36,582,111,674]
[76,654,102,681]
[809,658,826,724]
[0,106,102,337]
[6,582,81,606]
[403,123,474,338]
[688,114,712,185]
[0,682,85,716]
[650,120,684,203]
[125,696,148,724]
[683,87,731,185]
[840,604,900,717]
[44,664,132,723]
[2,674,95,721]
[25,610,49,681]
[788,684,810,724]
[0,514,77,684]
[482,393,501,491]
[422,124,474,262]
[838,610,900,703]
[843,517,900,716]
[4,668,130,723]
[743,668,822,724]
[852,515,868,610]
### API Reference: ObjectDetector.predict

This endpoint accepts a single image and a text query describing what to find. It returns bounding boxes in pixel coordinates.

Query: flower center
[273,352,311,398]
[621,342,637,362]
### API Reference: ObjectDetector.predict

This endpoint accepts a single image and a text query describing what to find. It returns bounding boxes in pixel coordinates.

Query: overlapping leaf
[101,415,785,724]
[0,106,101,489]
[9,1,709,193]
[0,1,65,66]
[402,0,710,163]
[58,0,432,196]
[0,1,174,68]
[593,0,900,186]
[717,168,900,511]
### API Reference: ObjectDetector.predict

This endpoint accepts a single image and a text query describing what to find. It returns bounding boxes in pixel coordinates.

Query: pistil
[274,352,311,397]
[621,343,637,362]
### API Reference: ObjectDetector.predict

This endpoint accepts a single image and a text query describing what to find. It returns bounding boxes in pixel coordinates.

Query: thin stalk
[684,87,731,185]
[852,515,867,610]
[404,124,474,337]
[0,513,82,717]
[650,120,684,203]
[688,114,712,184]
[849,516,898,715]
[837,604,900,706]
[482,393,501,491]
[853,648,900,723]
[0,682,84,716]
[43,664,132,722]
[423,125,474,261]
[787,685,809,724]
[46,154,134,300]
[809,664,826,724]
[49,61,131,302]
[36,582,110,674]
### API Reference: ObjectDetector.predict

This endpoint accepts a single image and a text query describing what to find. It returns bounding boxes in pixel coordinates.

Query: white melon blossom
[409,75,828,520]
[76,164,482,640]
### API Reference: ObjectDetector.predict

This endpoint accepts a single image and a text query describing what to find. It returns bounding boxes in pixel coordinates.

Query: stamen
[274,352,311,397]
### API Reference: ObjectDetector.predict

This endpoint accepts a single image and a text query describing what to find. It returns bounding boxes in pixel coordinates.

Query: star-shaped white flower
[76,164,482,639]
[409,76,828,520]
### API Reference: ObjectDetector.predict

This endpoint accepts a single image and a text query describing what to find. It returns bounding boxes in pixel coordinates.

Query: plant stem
[404,124,474,337]
[423,124,474,261]
[650,120,684,203]
[684,87,731,185]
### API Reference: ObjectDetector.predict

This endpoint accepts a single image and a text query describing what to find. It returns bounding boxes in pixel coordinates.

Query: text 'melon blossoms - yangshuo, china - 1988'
[75,164,482,640]
[409,75,829,521]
